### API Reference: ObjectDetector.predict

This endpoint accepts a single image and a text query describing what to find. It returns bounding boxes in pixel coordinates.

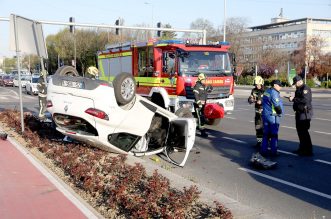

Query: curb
[126,155,272,219]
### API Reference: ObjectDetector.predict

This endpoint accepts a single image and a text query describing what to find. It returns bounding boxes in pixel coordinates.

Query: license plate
[207,99,219,104]
[62,80,84,89]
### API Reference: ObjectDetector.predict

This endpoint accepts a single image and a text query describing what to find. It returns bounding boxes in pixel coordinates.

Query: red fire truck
[97,39,235,124]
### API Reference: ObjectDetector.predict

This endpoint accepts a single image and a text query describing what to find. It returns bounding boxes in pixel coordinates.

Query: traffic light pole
[0,17,207,45]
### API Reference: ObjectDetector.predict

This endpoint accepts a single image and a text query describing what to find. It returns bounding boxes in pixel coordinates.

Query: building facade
[239,17,331,66]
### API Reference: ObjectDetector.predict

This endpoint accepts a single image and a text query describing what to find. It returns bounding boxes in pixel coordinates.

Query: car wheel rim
[121,78,134,100]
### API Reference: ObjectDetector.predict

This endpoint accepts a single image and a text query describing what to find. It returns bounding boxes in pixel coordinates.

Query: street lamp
[144,2,154,29]
[223,0,226,42]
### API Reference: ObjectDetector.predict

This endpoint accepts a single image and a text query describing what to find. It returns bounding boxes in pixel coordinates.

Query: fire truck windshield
[178,51,232,77]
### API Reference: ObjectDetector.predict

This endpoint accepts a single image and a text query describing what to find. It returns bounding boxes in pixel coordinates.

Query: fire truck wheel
[55,65,79,76]
[175,108,194,118]
[205,118,221,126]
[113,72,136,106]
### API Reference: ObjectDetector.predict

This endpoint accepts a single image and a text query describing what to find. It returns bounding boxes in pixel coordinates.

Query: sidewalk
[234,85,331,98]
[0,135,100,219]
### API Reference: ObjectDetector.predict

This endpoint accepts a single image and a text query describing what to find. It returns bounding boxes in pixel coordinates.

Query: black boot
[201,130,208,138]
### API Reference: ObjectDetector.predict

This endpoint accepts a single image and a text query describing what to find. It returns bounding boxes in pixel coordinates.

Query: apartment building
[239,16,331,65]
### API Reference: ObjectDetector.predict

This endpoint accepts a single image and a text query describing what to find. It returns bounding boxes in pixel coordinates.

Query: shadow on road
[205,128,331,213]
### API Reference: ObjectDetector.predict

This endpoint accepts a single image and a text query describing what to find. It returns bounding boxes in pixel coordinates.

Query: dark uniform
[37,74,47,119]
[193,77,208,137]
[292,77,313,156]
[248,87,264,147]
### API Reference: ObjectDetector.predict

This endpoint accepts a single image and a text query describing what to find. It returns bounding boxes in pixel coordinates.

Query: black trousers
[194,103,205,130]
[296,119,312,153]
[255,112,263,143]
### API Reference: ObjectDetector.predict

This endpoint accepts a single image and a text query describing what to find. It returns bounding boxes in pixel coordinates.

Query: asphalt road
[1,85,331,218]
[163,90,331,219]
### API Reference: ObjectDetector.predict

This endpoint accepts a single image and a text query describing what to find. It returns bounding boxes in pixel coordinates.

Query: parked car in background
[0,75,14,87]
[13,75,31,87]
[25,74,40,95]
[11,69,30,76]
[47,66,196,166]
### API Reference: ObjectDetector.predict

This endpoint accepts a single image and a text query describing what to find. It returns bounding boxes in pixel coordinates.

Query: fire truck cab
[97,39,235,121]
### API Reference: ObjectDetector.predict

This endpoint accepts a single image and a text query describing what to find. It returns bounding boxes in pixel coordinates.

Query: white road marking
[315,159,331,165]
[236,108,250,111]
[314,131,331,135]
[282,114,331,122]
[281,125,296,129]
[239,167,331,200]
[249,120,254,123]
[278,149,298,156]
[222,137,247,144]
[226,116,237,120]
[314,117,331,122]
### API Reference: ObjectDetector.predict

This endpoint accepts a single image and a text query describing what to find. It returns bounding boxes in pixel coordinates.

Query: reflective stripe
[98,51,132,59]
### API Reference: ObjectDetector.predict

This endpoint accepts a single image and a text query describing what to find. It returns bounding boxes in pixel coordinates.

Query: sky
[0,0,330,57]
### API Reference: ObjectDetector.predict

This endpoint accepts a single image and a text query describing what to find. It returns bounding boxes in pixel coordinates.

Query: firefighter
[86,66,99,79]
[37,70,47,120]
[288,75,313,156]
[193,73,208,137]
[248,76,265,148]
[261,80,284,156]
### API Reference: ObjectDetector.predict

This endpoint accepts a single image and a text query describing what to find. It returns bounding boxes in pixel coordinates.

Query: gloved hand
[248,95,255,104]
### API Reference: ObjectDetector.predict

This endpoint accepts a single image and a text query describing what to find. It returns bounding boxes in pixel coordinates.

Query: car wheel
[55,65,79,76]
[113,73,136,106]
[175,108,194,118]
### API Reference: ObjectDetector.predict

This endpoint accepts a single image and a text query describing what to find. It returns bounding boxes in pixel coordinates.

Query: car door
[164,118,196,167]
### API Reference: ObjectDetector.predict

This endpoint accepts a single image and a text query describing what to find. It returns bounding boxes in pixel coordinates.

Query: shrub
[321,81,331,88]
[0,110,233,219]
[306,79,316,88]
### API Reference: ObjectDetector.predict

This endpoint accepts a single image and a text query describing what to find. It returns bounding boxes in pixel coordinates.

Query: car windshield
[32,77,39,83]
[22,76,31,81]
[178,51,232,77]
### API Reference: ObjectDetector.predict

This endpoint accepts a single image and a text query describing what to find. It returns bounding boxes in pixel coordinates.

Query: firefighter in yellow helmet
[193,73,209,137]
[86,66,99,79]
[248,76,265,148]
[37,70,48,120]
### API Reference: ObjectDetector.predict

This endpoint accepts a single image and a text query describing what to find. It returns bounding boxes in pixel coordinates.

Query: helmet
[198,73,206,81]
[253,76,264,85]
[87,66,99,77]
[40,70,48,77]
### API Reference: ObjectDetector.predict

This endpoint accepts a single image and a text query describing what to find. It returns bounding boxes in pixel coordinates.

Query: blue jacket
[262,88,284,118]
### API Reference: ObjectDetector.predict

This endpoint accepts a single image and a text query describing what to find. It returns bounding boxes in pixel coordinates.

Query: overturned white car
[46,66,196,166]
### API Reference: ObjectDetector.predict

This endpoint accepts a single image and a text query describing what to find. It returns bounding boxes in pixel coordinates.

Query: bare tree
[184,18,217,41]
[290,36,327,77]
[161,23,177,40]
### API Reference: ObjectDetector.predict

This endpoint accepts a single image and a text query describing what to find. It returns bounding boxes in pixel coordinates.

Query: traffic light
[157,22,161,37]
[115,19,120,35]
[69,17,75,33]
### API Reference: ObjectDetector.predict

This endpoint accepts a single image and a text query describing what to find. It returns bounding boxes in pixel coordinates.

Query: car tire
[175,108,194,118]
[55,65,79,76]
[113,73,136,106]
